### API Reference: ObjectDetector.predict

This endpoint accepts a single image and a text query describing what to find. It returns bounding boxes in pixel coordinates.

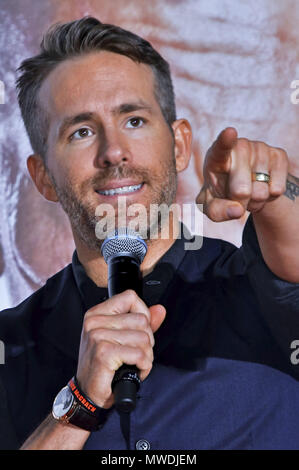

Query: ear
[27,154,59,202]
[171,119,192,173]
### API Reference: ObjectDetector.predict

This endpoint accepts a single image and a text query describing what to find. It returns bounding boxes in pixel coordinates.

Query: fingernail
[227,205,243,218]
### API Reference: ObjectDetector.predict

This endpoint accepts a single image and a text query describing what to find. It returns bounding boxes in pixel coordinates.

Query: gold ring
[252,172,270,183]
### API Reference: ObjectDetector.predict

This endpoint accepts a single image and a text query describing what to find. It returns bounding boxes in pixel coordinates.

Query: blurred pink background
[0,0,299,309]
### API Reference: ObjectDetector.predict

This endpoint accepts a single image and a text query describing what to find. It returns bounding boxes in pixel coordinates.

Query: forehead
[38,51,159,117]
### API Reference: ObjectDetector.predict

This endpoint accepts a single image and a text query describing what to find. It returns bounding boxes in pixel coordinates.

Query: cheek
[51,132,96,171]
[49,152,94,190]
[134,133,174,171]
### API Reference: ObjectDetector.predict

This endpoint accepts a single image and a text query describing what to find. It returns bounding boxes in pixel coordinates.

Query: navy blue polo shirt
[1,216,299,450]
[72,218,299,450]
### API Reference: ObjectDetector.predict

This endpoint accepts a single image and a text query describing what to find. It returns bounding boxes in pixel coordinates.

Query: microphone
[101,228,147,413]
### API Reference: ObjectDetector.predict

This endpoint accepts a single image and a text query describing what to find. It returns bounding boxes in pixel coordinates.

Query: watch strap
[67,403,101,432]
[67,376,111,431]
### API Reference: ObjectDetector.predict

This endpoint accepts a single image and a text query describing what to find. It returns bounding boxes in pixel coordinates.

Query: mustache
[90,165,151,189]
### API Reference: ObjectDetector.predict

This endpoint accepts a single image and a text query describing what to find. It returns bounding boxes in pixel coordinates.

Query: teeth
[97,183,143,196]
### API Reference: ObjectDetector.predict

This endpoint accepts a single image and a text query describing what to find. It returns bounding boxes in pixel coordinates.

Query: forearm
[252,173,299,283]
[20,413,90,450]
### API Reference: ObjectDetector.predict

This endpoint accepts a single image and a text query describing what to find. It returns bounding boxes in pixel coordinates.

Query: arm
[20,414,90,450]
[197,127,299,282]
[235,214,299,378]
[252,173,299,282]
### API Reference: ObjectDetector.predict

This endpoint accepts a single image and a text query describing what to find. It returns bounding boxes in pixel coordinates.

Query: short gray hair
[16,16,176,160]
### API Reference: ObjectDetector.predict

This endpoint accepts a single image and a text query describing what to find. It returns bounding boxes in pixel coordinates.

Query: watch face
[52,386,74,419]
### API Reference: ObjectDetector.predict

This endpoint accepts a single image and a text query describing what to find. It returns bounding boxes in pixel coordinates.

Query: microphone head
[101,227,147,265]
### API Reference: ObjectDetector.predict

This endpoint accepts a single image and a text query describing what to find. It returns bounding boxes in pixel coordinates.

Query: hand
[196,127,289,221]
[76,290,166,409]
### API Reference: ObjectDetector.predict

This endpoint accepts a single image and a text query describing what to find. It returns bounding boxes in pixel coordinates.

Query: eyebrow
[113,101,153,115]
[58,101,153,139]
[58,112,94,139]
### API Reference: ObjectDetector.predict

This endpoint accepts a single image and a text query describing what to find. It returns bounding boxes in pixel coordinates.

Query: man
[1,16,299,450]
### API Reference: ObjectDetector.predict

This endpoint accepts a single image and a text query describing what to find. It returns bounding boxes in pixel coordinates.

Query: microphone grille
[101,227,147,264]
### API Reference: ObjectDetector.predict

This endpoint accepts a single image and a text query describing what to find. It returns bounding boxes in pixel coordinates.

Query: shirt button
[135,439,151,450]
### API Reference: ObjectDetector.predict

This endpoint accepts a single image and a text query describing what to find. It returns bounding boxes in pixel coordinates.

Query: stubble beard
[48,155,178,253]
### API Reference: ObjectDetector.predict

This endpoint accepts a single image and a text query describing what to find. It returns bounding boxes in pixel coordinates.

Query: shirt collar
[72,223,193,311]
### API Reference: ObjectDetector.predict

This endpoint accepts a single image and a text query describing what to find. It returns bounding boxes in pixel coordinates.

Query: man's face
[37,51,183,250]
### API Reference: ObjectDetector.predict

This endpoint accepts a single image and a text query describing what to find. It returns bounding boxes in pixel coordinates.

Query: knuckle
[275,147,288,158]
[96,340,112,358]
[231,185,251,199]
[124,289,138,301]
[83,316,95,334]
[236,138,250,152]
[271,148,289,166]
[85,306,96,316]
[136,313,149,329]
[135,348,147,363]
[270,182,286,197]
[136,347,145,359]
[137,350,153,369]
[88,328,98,343]
[137,330,151,346]
[89,328,105,343]
[256,140,268,151]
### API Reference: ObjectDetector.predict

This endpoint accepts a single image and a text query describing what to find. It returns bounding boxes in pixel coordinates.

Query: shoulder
[179,230,240,281]
[0,263,74,344]
[181,216,260,279]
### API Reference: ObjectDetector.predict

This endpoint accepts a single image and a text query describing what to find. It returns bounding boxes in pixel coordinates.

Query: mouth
[95,182,144,197]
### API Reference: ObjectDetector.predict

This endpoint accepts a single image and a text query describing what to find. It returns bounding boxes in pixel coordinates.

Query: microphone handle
[108,256,143,413]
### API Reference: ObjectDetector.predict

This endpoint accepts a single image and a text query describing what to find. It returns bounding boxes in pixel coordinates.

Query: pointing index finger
[207,127,238,164]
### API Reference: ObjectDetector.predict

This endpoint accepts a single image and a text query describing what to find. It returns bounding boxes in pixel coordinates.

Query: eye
[70,127,94,140]
[125,117,146,129]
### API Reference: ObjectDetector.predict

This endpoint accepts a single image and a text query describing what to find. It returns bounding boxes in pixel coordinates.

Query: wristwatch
[52,377,110,432]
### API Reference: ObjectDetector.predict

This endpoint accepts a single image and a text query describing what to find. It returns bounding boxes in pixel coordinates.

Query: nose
[95,127,129,168]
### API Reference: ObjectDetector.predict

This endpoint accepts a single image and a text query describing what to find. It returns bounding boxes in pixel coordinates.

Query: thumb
[205,198,245,222]
[149,304,166,333]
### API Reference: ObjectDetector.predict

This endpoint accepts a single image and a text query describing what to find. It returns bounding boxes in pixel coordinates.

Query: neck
[72,215,181,287]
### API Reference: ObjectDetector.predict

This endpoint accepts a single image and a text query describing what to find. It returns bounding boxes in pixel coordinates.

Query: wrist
[20,413,90,450]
